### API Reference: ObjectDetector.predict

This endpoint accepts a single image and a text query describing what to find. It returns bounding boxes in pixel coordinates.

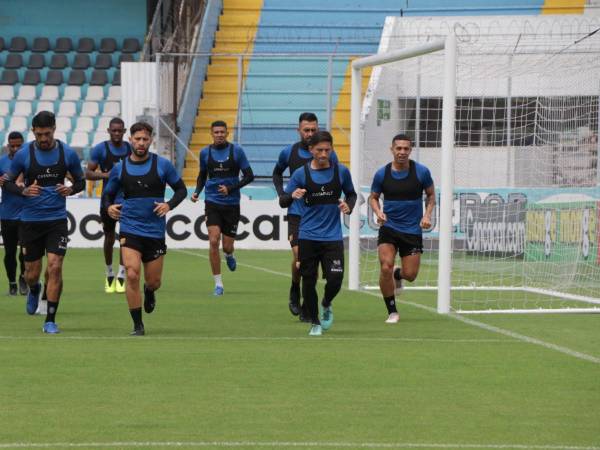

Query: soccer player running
[282,131,356,336]
[190,120,254,296]
[102,122,186,336]
[369,134,435,324]
[0,131,26,295]
[273,112,339,320]
[3,111,85,333]
[85,117,132,294]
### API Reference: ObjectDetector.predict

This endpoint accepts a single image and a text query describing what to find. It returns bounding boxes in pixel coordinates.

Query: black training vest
[26,141,67,187]
[207,144,239,179]
[303,163,342,207]
[120,154,165,199]
[288,142,312,173]
[100,141,131,172]
[381,160,424,201]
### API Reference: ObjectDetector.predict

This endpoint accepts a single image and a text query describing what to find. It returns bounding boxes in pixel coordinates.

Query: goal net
[353,15,600,313]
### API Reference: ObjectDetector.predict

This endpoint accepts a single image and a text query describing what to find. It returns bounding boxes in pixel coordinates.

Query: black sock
[291,281,300,292]
[384,295,397,314]
[393,267,402,281]
[144,285,155,302]
[45,301,59,323]
[29,283,41,296]
[129,307,144,329]
[42,284,48,301]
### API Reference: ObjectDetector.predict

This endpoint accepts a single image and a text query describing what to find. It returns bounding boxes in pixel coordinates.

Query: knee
[46,261,62,279]
[380,262,394,278]
[208,236,220,249]
[326,272,344,288]
[126,267,141,284]
[145,278,161,291]
[402,270,418,282]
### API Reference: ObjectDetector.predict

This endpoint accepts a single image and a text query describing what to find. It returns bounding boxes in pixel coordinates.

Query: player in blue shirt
[0,131,26,295]
[282,131,356,336]
[85,117,132,294]
[102,122,187,336]
[191,120,254,296]
[369,134,435,324]
[3,112,86,333]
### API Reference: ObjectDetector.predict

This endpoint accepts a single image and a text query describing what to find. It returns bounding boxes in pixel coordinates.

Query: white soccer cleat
[385,312,400,324]
[393,265,403,293]
[35,299,48,315]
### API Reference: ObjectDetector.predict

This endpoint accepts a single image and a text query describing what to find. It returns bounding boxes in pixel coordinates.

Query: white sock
[117,265,126,279]
[224,252,233,258]
[106,265,114,277]
[214,274,223,287]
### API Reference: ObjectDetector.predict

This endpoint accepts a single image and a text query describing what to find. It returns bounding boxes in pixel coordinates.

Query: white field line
[175,250,600,365]
[0,440,599,449]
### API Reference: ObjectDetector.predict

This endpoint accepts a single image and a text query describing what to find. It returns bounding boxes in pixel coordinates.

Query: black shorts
[298,239,345,280]
[120,232,167,263]
[205,201,240,238]
[1,219,21,246]
[19,219,69,262]
[377,225,423,257]
[286,214,301,247]
[100,207,117,233]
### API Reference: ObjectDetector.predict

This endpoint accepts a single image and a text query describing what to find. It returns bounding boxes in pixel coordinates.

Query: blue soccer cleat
[320,306,334,331]
[26,282,41,315]
[214,285,224,296]
[225,254,237,272]
[309,324,322,336]
[42,322,60,334]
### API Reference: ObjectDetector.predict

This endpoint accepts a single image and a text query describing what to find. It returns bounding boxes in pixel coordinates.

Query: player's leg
[207,225,224,295]
[115,248,126,293]
[298,239,321,335]
[319,241,344,331]
[40,220,69,332]
[120,239,145,335]
[101,208,117,293]
[221,204,239,272]
[378,243,399,323]
[1,220,19,294]
[395,232,424,283]
[141,237,166,314]
[18,229,26,295]
[287,214,301,315]
[20,222,45,315]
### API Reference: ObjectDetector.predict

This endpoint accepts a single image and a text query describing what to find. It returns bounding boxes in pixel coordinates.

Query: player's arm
[339,167,357,215]
[191,150,206,202]
[272,148,290,197]
[3,152,33,196]
[56,152,85,197]
[85,146,109,180]
[101,166,122,218]
[369,192,386,224]
[282,168,305,207]
[220,148,254,195]
[421,183,436,229]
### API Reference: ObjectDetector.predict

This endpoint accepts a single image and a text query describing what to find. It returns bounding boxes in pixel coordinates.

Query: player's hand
[338,199,351,215]
[55,183,73,197]
[190,192,199,203]
[0,174,7,187]
[420,215,432,230]
[23,180,41,197]
[375,210,387,225]
[108,204,122,220]
[292,188,306,199]
[153,201,171,217]
[218,185,230,196]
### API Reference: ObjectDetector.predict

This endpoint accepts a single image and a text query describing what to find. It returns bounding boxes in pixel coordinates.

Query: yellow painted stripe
[542,0,585,14]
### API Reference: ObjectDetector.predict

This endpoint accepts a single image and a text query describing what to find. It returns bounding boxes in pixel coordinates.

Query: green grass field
[1,248,599,450]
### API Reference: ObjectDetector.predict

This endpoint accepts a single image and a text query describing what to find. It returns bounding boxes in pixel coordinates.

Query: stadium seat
[103,102,120,116]
[23,70,41,85]
[80,101,99,117]
[26,131,35,142]
[75,117,94,132]
[35,101,55,114]
[90,70,108,86]
[54,131,68,143]
[27,54,45,69]
[63,86,82,101]
[122,38,140,53]
[45,70,64,86]
[0,70,19,86]
[70,131,89,147]
[0,117,5,132]
[77,38,95,53]
[17,85,37,100]
[0,101,9,116]
[0,37,4,52]
[57,101,77,117]
[91,131,106,146]
[49,54,68,70]
[107,86,121,101]
[40,85,59,101]
[5,53,23,69]
[85,86,104,101]
[73,53,91,70]
[0,85,15,100]
[118,53,134,66]
[95,54,113,70]
[32,37,50,53]
[8,116,28,133]
[14,101,32,117]
[112,70,121,86]
[68,70,86,85]
[9,37,27,52]
[56,116,72,133]
[97,116,112,130]
[54,37,72,53]
[100,38,117,53]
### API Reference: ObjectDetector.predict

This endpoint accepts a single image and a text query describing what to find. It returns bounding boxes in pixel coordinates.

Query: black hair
[392,133,412,145]
[298,112,318,123]
[32,111,56,128]
[109,117,125,128]
[7,131,24,141]
[130,122,153,135]
[211,120,227,129]
[308,130,333,147]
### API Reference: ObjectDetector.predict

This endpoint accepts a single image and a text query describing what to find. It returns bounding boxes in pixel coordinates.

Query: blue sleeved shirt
[371,160,433,235]
[285,163,355,241]
[0,154,23,220]
[199,144,250,206]
[274,144,339,216]
[90,140,130,201]
[9,141,84,222]
[104,154,181,238]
